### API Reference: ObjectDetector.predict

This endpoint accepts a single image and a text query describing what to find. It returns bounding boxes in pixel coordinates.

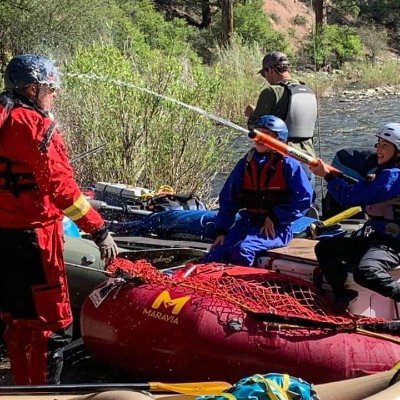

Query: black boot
[333,289,358,313]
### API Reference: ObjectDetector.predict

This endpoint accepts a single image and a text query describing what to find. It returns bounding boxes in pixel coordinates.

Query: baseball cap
[258,51,290,73]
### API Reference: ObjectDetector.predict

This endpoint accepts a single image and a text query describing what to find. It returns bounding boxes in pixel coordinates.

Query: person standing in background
[245,51,318,189]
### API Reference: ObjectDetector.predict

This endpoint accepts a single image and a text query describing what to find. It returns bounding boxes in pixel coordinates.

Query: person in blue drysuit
[311,123,400,312]
[203,115,313,266]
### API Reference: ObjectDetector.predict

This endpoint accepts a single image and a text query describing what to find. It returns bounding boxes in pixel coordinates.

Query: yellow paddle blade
[322,206,362,227]
[149,381,232,395]
[391,360,400,370]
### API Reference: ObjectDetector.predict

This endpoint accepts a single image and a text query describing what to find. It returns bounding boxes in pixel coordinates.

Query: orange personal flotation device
[237,149,290,212]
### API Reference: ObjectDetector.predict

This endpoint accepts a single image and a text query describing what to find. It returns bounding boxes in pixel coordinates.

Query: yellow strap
[251,374,290,400]
[282,374,290,391]
[157,184,176,195]
[140,192,156,201]
[218,393,237,400]
[63,194,91,221]
[392,360,400,370]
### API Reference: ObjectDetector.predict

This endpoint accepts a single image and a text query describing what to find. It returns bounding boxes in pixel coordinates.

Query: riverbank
[300,75,400,100]
[329,84,400,100]
[297,59,400,100]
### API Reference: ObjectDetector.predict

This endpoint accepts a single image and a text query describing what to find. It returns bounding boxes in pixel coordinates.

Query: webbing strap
[251,374,291,400]
[217,393,237,400]
[0,156,37,197]
[38,121,57,152]
[282,374,290,391]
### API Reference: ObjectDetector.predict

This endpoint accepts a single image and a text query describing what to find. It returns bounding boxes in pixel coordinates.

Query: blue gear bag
[197,373,319,400]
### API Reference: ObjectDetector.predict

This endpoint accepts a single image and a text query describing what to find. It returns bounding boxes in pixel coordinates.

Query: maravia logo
[143,290,191,324]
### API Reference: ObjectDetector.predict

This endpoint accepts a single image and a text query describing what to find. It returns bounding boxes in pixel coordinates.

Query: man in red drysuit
[0,54,118,385]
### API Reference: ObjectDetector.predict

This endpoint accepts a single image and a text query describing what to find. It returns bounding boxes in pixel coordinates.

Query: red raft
[80,259,400,384]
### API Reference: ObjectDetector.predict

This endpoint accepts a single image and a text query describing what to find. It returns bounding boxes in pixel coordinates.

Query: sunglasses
[39,84,58,93]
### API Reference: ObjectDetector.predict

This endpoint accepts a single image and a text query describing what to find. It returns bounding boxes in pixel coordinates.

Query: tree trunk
[313,0,324,27]
[221,0,233,46]
[200,0,212,28]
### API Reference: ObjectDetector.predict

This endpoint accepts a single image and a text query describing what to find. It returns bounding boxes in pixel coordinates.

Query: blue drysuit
[315,166,400,301]
[204,150,313,266]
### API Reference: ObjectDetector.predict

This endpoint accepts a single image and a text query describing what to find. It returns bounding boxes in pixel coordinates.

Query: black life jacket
[236,150,289,212]
[0,92,54,196]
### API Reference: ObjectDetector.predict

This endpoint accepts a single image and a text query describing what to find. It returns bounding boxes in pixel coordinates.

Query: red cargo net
[107,259,389,331]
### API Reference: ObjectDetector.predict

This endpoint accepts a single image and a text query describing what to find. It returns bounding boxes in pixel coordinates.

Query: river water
[212,94,400,207]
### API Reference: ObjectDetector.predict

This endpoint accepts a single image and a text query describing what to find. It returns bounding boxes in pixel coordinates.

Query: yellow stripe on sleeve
[63,194,91,221]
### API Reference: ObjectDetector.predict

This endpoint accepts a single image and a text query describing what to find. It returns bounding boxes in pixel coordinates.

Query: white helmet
[376,123,400,151]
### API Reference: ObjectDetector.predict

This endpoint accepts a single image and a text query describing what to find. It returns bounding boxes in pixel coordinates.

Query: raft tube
[80,276,400,384]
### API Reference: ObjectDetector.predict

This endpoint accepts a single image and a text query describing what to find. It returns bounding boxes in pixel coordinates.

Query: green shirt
[247,78,316,158]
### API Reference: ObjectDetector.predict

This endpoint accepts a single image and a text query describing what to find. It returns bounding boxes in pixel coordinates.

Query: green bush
[341,59,400,88]
[288,27,296,38]
[57,44,234,200]
[127,0,198,60]
[302,24,363,68]
[0,0,123,67]
[234,0,289,50]
[358,26,388,63]
[210,35,265,122]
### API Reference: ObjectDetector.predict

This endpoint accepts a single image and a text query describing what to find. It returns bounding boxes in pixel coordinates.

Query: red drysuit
[0,97,105,384]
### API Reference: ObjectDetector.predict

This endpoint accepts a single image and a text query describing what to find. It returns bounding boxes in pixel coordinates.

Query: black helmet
[4,54,60,91]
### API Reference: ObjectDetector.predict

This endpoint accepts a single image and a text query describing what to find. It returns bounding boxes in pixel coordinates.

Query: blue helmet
[4,54,60,91]
[254,115,288,143]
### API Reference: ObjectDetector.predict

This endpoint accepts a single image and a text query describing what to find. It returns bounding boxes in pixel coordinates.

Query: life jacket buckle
[363,225,373,237]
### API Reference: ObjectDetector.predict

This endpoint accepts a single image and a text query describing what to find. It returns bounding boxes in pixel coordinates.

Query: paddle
[295,205,363,239]
[306,205,363,239]
[156,368,400,400]
[248,129,359,183]
[0,381,232,396]
[321,206,362,227]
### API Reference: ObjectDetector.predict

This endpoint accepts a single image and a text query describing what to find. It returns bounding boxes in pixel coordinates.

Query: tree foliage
[125,0,199,59]
[0,0,397,196]
[58,44,233,198]
[329,0,400,25]
[0,0,115,67]
[233,0,289,50]
[304,24,363,68]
